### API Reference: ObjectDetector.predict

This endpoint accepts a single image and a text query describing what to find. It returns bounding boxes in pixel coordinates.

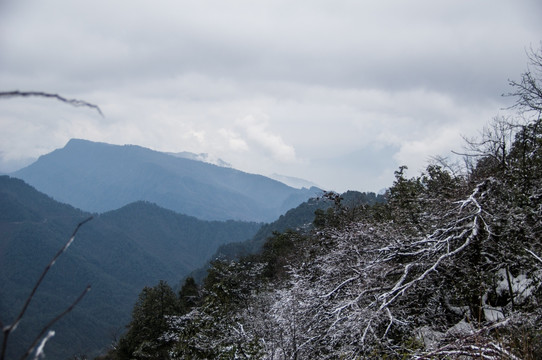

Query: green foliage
[168,259,268,359]
[178,277,200,315]
[213,196,332,260]
[212,191,384,263]
[507,120,542,195]
[386,166,425,229]
[313,190,386,229]
[115,281,180,360]
[260,230,304,279]
[203,259,266,312]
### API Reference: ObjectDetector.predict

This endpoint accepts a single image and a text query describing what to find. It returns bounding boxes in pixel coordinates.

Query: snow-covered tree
[115,281,180,360]
[112,46,542,360]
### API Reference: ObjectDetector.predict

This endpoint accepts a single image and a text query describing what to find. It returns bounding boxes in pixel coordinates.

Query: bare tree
[506,45,542,116]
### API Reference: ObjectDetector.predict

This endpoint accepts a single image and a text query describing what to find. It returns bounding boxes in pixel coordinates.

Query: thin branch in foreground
[21,285,91,360]
[0,91,103,117]
[0,216,93,360]
[31,330,55,360]
[10,217,93,331]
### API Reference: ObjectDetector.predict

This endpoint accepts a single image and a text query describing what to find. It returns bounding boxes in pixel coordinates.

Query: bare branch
[31,331,55,360]
[21,286,91,360]
[1,217,93,360]
[505,45,542,116]
[0,91,103,117]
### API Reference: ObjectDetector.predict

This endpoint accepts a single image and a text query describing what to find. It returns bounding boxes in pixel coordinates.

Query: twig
[21,285,91,360]
[31,330,55,360]
[0,91,103,117]
[0,216,93,360]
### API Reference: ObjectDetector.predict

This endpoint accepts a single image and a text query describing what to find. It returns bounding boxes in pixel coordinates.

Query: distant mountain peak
[65,137,117,149]
[269,173,320,189]
[167,151,232,168]
[12,139,320,222]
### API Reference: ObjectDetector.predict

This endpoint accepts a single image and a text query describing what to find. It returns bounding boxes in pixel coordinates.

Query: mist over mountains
[12,139,320,222]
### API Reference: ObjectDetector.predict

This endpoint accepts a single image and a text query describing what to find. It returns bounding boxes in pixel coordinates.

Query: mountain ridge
[12,139,320,222]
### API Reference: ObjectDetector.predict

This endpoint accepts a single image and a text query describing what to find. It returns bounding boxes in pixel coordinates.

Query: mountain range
[1,139,324,358]
[0,176,261,358]
[12,139,320,222]
[0,178,382,358]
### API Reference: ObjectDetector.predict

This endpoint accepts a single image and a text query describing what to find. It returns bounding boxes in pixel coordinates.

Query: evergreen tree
[178,277,200,315]
[115,281,179,360]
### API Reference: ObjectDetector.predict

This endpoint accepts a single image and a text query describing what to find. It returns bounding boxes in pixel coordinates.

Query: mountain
[12,139,320,222]
[0,176,260,359]
[167,151,232,168]
[269,173,320,189]
[213,190,386,258]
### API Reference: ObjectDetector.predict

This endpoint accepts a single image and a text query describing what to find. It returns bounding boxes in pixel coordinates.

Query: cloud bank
[1,0,541,191]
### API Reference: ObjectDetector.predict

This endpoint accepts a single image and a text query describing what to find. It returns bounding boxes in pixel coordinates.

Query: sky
[0,1,541,192]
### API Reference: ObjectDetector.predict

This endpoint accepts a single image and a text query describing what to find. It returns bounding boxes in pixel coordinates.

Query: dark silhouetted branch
[0,216,93,360]
[20,285,91,360]
[0,91,103,117]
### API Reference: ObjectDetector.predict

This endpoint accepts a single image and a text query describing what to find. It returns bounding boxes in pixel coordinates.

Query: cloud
[235,114,297,163]
[219,129,249,152]
[0,0,540,192]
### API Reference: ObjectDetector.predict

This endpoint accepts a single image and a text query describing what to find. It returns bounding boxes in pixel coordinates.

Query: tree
[178,277,200,315]
[168,260,267,359]
[507,45,542,115]
[114,46,542,359]
[115,281,179,360]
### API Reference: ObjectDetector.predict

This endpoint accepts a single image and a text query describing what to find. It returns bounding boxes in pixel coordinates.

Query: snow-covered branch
[415,319,520,360]
[526,248,542,264]
[371,183,487,314]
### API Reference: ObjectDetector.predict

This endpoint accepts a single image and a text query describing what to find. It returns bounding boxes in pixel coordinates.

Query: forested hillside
[0,177,260,359]
[189,190,385,283]
[103,49,542,359]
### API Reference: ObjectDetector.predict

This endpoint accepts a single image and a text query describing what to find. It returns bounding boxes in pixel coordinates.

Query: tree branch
[21,285,91,360]
[525,248,542,264]
[0,91,103,117]
[1,216,93,360]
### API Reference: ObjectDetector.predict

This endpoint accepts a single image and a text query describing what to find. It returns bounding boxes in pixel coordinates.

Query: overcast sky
[1,1,541,192]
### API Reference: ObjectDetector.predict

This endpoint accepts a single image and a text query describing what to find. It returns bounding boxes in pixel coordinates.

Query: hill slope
[0,176,260,358]
[189,190,385,282]
[12,139,319,222]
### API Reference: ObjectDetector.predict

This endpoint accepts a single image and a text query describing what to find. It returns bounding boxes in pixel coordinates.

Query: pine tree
[115,281,179,360]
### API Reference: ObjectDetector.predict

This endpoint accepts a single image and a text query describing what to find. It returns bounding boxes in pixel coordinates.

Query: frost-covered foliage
[105,48,542,360]
[139,152,541,359]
